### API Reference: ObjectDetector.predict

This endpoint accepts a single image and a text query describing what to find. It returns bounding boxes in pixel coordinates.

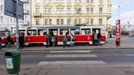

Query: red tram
[12,26,107,46]
[0,29,10,46]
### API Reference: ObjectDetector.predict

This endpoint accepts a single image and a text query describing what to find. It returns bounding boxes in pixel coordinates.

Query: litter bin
[4,50,21,74]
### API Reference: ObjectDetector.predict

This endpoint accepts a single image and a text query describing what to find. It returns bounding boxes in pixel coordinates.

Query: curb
[20,47,134,51]
[1,47,134,52]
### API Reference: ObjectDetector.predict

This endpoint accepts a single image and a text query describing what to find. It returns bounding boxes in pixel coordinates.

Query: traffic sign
[4,0,24,20]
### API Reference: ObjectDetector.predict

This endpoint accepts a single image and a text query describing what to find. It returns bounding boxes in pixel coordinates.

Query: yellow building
[31,0,111,27]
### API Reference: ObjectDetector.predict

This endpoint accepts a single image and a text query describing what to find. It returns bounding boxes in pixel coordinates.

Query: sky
[108,0,134,25]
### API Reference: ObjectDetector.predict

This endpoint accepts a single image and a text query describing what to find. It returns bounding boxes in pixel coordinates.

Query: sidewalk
[1,64,134,75]
[0,37,134,75]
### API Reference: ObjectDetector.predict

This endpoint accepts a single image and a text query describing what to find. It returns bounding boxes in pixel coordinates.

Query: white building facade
[32,0,112,27]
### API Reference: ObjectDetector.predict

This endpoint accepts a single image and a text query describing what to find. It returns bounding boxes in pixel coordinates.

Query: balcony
[24,10,29,15]
[22,0,29,3]
[40,13,111,18]
[33,13,42,18]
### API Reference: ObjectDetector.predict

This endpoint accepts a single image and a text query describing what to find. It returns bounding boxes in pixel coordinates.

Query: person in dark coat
[97,31,101,45]
[19,33,24,49]
[7,35,13,47]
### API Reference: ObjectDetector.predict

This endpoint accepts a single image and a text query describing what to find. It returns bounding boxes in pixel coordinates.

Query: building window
[99,19,102,25]
[57,19,60,25]
[35,7,39,13]
[74,19,77,24]
[56,8,60,13]
[0,5,3,12]
[44,19,48,25]
[67,0,71,2]
[75,8,81,14]
[67,19,71,25]
[78,19,81,24]
[24,4,27,11]
[67,7,71,12]
[48,8,52,13]
[99,0,103,3]
[44,8,47,14]
[99,7,103,13]
[35,0,41,3]
[87,8,89,13]
[0,16,3,22]
[49,19,52,25]
[60,8,64,13]
[61,19,64,25]
[24,15,28,22]
[91,19,93,25]
[108,0,110,2]
[91,0,94,3]
[36,19,40,25]
[75,0,81,2]
[91,7,93,14]
[87,0,89,3]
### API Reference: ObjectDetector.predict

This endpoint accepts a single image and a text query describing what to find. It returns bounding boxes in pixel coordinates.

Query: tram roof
[35,26,80,29]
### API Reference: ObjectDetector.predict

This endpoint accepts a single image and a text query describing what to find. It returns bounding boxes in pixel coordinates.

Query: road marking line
[45,54,97,58]
[38,61,106,65]
[125,54,134,56]
[49,50,91,53]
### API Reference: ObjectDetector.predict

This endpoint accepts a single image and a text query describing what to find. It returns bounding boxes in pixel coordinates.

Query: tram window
[27,30,36,35]
[19,30,25,34]
[0,31,8,37]
[38,30,44,35]
[53,31,58,36]
[70,29,75,35]
[60,29,69,35]
[74,30,80,34]
[81,29,91,34]
[43,32,47,35]
[33,31,36,35]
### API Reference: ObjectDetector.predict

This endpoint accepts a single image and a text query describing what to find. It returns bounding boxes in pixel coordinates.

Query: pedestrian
[63,33,68,48]
[97,31,101,45]
[46,34,49,48]
[93,31,97,45]
[70,34,75,47]
[19,33,25,49]
[51,35,56,47]
[7,35,13,47]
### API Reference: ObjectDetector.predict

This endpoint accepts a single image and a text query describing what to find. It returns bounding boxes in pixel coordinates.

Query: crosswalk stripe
[38,61,106,65]
[49,50,91,53]
[45,54,97,58]
[125,54,134,56]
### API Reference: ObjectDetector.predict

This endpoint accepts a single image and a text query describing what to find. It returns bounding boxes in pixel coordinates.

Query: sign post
[4,0,23,75]
[4,0,24,48]
[16,0,19,49]
[116,19,121,47]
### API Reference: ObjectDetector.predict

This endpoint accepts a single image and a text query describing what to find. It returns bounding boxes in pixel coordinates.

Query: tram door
[92,28,101,45]
[49,29,58,45]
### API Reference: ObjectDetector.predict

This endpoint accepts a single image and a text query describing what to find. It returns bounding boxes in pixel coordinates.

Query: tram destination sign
[4,0,24,20]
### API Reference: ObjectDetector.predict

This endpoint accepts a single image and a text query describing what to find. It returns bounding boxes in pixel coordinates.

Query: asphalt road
[1,49,134,66]
[0,36,134,66]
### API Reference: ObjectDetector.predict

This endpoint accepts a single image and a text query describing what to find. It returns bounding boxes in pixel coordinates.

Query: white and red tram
[0,29,10,46]
[12,26,106,46]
